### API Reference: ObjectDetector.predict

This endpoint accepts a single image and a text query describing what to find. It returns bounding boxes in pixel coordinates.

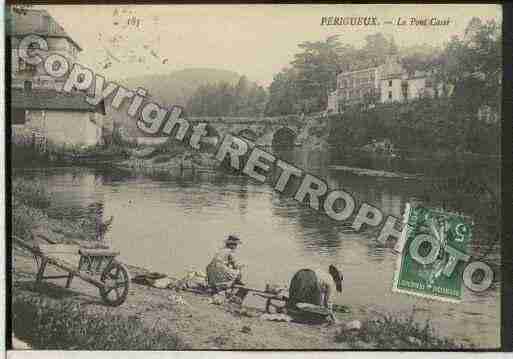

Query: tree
[400,43,441,74]
[266,33,399,115]
[234,75,249,113]
[186,76,267,116]
[435,18,501,114]
[265,68,299,116]
[355,33,398,69]
[290,35,352,112]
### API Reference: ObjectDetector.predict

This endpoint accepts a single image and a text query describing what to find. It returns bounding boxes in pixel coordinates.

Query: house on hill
[327,56,453,113]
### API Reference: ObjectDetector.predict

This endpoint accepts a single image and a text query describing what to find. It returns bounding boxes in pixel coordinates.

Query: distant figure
[287,265,343,320]
[96,215,114,241]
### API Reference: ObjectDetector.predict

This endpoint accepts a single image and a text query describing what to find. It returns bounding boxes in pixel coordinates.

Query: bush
[335,312,462,349]
[11,178,93,241]
[12,179,51,209]
[12,294,186,350]
[12,199,47,239]
[12,179,52,239]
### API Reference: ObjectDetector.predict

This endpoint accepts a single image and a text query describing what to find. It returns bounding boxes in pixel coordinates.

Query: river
[14,147,501,348]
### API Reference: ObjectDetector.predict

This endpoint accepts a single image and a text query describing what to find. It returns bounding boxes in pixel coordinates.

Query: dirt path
[12,250,365,350]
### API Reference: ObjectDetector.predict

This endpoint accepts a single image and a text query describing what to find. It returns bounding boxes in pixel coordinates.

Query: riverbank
[10,178,464,350]
[12,248,461,350]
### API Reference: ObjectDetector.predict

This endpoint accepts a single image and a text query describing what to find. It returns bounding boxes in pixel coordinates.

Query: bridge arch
[272,127,297,148]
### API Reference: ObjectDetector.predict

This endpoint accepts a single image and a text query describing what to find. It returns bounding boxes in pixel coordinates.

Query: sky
[39,4,502,86]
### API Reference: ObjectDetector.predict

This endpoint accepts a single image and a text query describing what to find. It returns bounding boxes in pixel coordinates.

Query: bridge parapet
[187,115,303,126]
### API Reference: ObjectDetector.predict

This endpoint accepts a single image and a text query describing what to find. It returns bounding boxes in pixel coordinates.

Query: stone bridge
[187,113,328,147]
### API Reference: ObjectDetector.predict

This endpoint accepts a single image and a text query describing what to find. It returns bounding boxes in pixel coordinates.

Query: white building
[379,56,405,103]
[11,88,105,147]
[328,56,452,113]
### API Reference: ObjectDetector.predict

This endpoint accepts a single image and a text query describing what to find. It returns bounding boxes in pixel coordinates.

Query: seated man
[206,235,248,302]
[287,265,343,322]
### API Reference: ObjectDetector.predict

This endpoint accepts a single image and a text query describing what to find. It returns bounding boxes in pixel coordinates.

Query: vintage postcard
[6,3,504,353]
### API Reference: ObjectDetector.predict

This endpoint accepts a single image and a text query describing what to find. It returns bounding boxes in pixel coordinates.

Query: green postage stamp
[393,204,473,302]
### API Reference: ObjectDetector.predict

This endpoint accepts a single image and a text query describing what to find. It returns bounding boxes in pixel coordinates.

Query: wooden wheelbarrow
[13,236,131,306]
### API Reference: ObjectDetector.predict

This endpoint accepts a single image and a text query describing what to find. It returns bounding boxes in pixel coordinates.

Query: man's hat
[225,235,242,244]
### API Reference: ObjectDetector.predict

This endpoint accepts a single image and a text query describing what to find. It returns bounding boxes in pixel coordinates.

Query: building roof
[7,9,82,51]
[11,88,105,114]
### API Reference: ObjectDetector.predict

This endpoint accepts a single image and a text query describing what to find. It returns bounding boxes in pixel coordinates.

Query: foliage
[329,98,500,156]
[11,178,52,239]
[12,294,185,350]
[186,76,267,116]
[433,17,501,114]
[11,178,50,238]
[11,178,99,241]
[12,199,48,240]
[400,43,441,75]
[12,178,51,210]
[265,34,399,115]
[326,19,501,157]
[265,68,301,115]
[334,312,461,349]
[266,17,500,122]
[123,68,241,107]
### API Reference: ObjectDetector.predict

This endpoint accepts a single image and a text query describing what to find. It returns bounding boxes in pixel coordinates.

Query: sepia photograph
[6,3,504,352]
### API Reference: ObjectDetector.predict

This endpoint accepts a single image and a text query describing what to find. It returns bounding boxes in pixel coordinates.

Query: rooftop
[7,9,82,51]
[11,88,105,114]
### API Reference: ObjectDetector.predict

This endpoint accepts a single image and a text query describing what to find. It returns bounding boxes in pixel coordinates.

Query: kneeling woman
[287,265,343,321]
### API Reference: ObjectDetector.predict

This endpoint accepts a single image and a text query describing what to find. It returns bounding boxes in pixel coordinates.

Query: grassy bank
[12,289,186,350]
[335,313,461,349]
[12,178,94,242]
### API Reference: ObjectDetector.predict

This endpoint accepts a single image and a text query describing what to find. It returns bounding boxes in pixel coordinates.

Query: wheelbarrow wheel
[100,261,130,306]
[265,298,286,314]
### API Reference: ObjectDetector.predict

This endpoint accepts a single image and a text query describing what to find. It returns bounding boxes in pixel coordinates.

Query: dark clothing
[287,269,322,309]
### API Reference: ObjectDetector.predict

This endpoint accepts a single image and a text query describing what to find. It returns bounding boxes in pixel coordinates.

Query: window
[24,81,32,91]
[11,109,26,125]
[46,16,58,34]
[479,106,492,122]
[388,80,393,87]
[18,57,26,71]
[401,83,408,99]
[388,91,392,100]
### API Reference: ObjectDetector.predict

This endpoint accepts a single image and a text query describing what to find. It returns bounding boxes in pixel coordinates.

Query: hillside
[122,68,241,108]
